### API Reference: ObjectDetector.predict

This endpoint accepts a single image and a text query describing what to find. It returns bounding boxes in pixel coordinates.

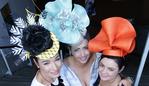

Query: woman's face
[36,53,62,80]
[71,39,90,64]
[99,57,120,82]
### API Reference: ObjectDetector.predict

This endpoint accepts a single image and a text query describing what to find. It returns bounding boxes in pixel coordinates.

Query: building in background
[0,0,35,76]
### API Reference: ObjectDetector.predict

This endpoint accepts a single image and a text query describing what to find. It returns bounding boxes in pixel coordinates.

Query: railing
[134,32,149,86]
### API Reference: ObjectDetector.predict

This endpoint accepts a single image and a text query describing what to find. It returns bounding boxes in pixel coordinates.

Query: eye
[43,62,49,65]
[99,63,104,68]
[55,56,61,61]
[108,68,114,71]
[56,57,60,61]
[84,46,88,49]
[74,48,79,52]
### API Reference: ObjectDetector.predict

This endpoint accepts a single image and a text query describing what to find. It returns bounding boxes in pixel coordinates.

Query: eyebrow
[55,54,61,58]
[41,60,49,63]
[100,62,117,69]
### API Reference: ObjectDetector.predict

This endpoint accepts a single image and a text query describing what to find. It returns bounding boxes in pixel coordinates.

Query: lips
[51,71,59,75]
[80,56,87,61]
[80,54,90,61]
[100,75,109,80]
[101,75,108,78]
[100,74,109,80]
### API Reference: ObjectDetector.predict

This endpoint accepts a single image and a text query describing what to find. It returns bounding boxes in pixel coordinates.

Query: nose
[101,67,107,74]
[51,62,58,71]
[80,49,85,57]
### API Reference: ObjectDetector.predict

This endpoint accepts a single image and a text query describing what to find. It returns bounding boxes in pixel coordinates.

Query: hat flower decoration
[39,0,90,44]
[10,9,59,62]
[88,17,136,57]
[10,9,38,61]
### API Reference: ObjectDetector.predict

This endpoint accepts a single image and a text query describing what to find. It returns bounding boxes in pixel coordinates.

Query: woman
[21,25,64,86]
[89,17,136,86]
[98,55,130,86]
[38,0,132,85]
[61,35,133,86]
[60,34,100,86]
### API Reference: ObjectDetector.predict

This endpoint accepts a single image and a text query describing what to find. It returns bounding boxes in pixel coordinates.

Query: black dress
[51,76,64,86]
[93,75,100,86]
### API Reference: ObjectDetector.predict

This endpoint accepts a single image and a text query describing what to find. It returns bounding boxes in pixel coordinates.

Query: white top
[31,73,59,86]
[60,53,101,86]
[31,75,46,86]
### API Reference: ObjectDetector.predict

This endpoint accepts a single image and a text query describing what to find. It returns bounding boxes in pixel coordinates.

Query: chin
[100,76,110,81]
[101,78,109,81]
[51,73,60,78]
[51,75,60,79]
[79,59,88,64]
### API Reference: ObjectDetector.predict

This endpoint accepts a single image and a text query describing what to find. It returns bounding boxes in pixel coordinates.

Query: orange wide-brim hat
[88,17,136,57]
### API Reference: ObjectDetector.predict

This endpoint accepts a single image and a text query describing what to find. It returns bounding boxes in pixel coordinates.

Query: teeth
[80,57,86,61]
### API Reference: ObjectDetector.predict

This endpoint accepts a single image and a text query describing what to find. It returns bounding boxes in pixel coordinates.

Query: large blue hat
[39,0,90,44]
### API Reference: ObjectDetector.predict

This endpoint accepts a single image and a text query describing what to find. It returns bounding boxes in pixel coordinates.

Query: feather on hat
[10,9,59,61]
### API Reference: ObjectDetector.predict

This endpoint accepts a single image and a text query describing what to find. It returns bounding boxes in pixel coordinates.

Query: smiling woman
[98,55,126,86]
[60,34,100,86]
[89,17,136,86]
[21,25,64,86]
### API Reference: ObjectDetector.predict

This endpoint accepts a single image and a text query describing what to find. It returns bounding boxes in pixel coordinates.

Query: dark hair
[22,25,53,57]
[100,55,125,70]
[61,32,90,58]
[83,32,90,41]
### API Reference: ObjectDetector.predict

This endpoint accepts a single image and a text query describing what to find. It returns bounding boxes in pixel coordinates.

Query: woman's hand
[118,77,133,86]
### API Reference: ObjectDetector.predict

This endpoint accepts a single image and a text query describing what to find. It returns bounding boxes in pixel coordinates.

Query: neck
[100,75,121,86]
[71,55,94,69]
[36,71,53,85]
